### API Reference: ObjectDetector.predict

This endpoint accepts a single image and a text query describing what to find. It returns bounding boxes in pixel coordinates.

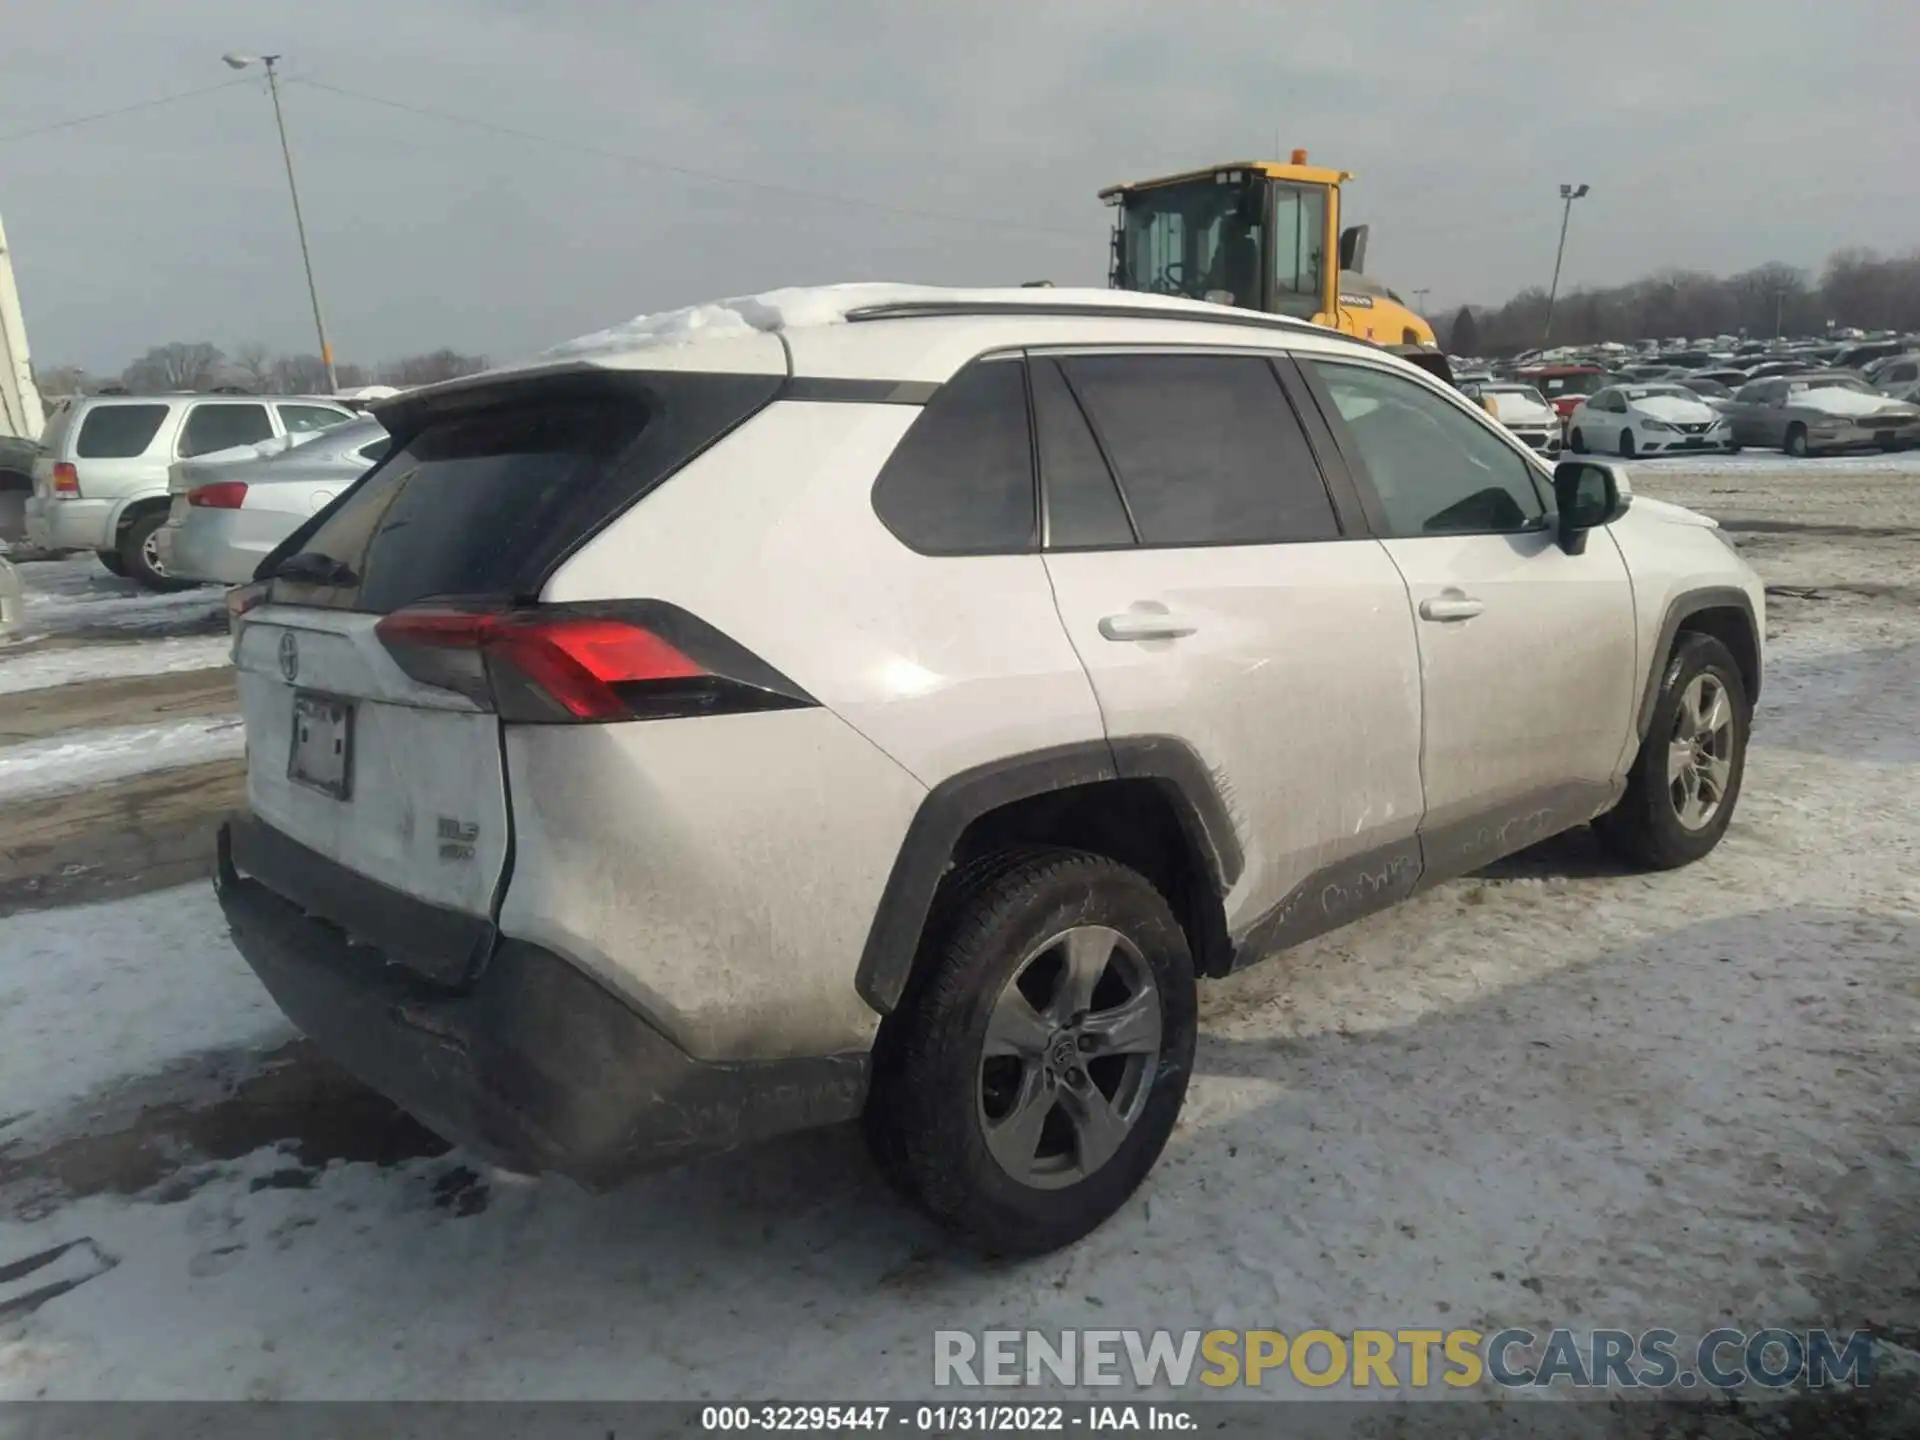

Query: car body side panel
[496,707,927,1062]
[542,398,1111,788]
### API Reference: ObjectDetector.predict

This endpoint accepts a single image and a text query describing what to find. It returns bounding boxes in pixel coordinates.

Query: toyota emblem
[278,631,299,682]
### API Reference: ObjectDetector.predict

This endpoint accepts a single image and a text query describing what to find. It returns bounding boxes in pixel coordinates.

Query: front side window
[1307,360,1546,538]
[1061,353,1340,547]
[1269,183,1328,318]
[178,403,273,458]
[871,357,1035,555]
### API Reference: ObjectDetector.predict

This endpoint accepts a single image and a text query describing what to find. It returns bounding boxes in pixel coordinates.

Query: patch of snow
[1786,384,1906,418]
[0,884,290,1128]
[542,282,1241,360]
[0,715,243,801]
[1633,449,1920,476]
[0,557,221,646]
[0,635,231,696]
[1631,394,1718,425]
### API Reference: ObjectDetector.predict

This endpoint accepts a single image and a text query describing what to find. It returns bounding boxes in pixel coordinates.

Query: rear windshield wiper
[271,551,359,586]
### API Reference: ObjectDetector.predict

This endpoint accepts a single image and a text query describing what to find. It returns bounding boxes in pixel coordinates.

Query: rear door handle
[1418,595,1485,622]
[1099,611,1198,642]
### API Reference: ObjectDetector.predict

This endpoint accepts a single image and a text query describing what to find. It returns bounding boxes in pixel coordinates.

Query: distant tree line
[33,342,491,398]
[1443,247,1920,357]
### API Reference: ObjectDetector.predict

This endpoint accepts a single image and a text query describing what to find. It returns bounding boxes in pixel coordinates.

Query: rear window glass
[75,404,168,458]
[277,399,650,613]
[871,358,1035,555]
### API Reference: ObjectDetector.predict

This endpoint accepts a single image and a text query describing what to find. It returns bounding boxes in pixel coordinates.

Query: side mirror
[1552,460,1632,555]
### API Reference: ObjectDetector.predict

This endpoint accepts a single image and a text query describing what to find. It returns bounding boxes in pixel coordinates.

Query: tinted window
[74,404,168,459]
[177,403,273,458]
[281,398,650,612]
[1030,358,1133,549]
[871,358,1034,555]
[1734,383,1768,403]
[1308,360,1546,537]
[356,437,392,464]
[1061,354,1339,546]
[279,404,353,435]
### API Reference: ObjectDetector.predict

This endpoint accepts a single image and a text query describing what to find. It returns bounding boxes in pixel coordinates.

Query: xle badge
[438,817,479,862]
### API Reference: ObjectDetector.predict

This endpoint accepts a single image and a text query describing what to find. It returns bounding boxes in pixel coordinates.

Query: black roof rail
[842,299,1327,337]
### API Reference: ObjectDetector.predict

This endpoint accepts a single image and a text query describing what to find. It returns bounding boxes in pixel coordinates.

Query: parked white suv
[25,392,356,588]
[215,286,1764,1254]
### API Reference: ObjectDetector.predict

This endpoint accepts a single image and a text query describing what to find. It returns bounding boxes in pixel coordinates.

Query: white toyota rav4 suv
[216,285,1764,1254]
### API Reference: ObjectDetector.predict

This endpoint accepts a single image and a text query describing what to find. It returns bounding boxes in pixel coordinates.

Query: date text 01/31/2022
[699,1404,1195,1432]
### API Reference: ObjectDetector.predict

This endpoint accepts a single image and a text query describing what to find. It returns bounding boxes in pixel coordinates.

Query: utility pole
[1412,286,1432,314]
[224,52,337,392]
[1542,182,1589,348]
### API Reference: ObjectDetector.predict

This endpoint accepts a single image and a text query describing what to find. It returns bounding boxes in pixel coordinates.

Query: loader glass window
[1117,180,1262,309]
[1269,183,1327,318]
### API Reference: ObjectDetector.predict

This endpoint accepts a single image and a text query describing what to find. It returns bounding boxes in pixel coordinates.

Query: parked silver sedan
[1722,372,1920,456]
[155,417,389,584]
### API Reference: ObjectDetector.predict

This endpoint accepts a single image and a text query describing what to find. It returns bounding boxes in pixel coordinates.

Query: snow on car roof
[540,283,1275,360]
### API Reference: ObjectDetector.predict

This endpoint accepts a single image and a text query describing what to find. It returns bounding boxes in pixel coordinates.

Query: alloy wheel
[1667,673,1735,831]
[977,924,1162,1189]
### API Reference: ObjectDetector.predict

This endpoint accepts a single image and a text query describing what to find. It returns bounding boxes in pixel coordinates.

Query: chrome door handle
[1418,595,1485,622]
[1099,611,1198,642]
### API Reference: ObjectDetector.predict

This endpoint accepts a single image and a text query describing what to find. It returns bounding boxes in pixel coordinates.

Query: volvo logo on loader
[278,631,299,682]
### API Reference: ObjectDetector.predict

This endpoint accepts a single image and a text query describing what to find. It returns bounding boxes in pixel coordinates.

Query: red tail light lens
[52,462,80,496]
[188,481,249,509]
[374,603,813,724]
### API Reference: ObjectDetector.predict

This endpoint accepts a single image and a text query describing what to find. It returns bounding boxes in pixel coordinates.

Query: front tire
[1595,634,1749,870]
[119,510,197,592]
[865,848,1197,1255]
[95,548,128,577]
[1785,423,1809,458]
[1569,427,1588,454]
[1619,429,1637,458]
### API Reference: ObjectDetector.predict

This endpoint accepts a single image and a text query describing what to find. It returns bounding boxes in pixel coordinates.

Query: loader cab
[1104,161,1346,321]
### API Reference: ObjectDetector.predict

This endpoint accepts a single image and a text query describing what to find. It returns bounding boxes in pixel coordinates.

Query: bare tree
[269,354,332,395]
[122,342,226,392]
[383,349,490,387]
[32,365,92,398]
[231,342,277,393]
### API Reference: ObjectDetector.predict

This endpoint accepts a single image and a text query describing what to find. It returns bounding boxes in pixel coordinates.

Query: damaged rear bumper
[215,817,869,1189]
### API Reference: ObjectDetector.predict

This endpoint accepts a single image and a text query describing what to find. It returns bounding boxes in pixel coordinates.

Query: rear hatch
[229,364,783,982]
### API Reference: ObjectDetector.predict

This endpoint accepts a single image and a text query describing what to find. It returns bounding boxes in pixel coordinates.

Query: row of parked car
[1457,347,1920,460]
[10,391,387,590]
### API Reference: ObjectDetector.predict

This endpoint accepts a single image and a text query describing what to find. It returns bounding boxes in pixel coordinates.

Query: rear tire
[119,510,197,593]
[1785,424,1809,458]
[1619,429,1637,458]
[1594,633,1749,870]
[1569,428,1588,454]
[95,548,128,577]
[864,847,1197,1256]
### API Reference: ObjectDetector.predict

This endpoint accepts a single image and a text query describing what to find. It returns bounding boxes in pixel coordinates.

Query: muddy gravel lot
[0,455,1915,1433]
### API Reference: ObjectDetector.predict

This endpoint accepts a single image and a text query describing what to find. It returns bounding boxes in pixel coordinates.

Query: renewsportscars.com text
[933,1327,1877,1392]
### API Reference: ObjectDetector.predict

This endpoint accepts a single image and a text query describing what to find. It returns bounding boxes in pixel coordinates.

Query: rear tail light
[188,481,249,509]
[52,462,80,497]
[373,602,815,724]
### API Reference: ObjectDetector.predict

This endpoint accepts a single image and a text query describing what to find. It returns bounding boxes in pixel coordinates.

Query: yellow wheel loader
[1099,153,1452,385]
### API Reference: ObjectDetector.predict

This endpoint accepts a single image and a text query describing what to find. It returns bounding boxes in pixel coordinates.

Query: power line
[288,76,1087,243]
[0,79,251,144]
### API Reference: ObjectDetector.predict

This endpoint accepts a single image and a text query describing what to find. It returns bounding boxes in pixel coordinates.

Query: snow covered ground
[0,465,1915,1419]
[0,556,223,647]
[0,636,230,698]
[0,717,243,802]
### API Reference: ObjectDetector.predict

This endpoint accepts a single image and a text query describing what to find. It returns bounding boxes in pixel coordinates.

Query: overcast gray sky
[4,0,1915,372]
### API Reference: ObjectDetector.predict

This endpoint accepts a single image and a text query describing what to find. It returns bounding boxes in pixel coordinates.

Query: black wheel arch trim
[854,737,1243,1014]
[1635,586,1761,741]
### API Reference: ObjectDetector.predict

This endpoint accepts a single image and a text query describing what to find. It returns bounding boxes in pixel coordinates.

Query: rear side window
[356,437,391,464]
[75,404,168,459]
[279,404,353,435]
[280,399,650,613]
[1060,354,1340,546]
[178,403,273,458]
[871,357,1035,555]
[1030,358,1134,549]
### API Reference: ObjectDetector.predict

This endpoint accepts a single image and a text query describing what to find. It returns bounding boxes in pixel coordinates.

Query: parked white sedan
[1567,384,1737,459]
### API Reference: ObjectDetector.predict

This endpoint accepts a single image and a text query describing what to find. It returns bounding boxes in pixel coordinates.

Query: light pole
[1542,182,1589,348]
[223,52,337,392]
[1411,286,1432,314]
